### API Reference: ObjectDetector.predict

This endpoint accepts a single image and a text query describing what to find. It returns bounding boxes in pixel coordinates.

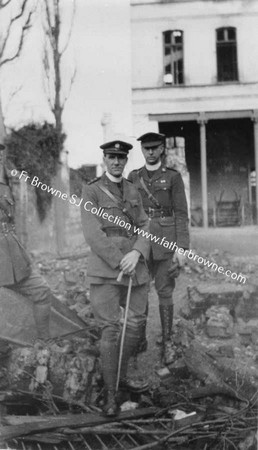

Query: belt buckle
[148,207,155,218]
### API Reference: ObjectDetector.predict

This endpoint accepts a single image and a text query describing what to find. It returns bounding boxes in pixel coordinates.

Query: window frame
[163,29,184,86]
[216,26,238,83]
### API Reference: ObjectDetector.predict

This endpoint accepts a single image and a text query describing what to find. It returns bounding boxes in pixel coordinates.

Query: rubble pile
[0,251,257,449]
[184,249,248,283]
[34,251,91,322]
[177,252,258,386]
[153,320,258,450]
[0,336,100,408]
[0,320,257,450]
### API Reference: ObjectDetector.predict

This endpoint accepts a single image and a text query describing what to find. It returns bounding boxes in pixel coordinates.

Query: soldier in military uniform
[0,144,51,341]
[128,132,189,365]
[81,140,150,416]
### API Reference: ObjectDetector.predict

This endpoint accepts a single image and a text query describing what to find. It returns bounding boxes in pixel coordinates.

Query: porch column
[198,113,208,228]
[252,111,258,224]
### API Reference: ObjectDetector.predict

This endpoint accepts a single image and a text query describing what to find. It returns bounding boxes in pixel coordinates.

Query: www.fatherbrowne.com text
[13,170,246,284]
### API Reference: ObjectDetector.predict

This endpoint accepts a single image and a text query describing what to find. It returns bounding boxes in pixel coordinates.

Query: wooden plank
[0,408,157,441]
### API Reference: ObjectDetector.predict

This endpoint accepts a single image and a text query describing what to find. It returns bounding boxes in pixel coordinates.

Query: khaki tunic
[0,182,31,286]
[128,165,189,260]
[80,174,150,286]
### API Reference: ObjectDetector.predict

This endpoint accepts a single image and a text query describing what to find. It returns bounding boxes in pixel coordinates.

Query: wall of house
[130,0,258,223]
[131,0,258,88]
[131,0,258,137]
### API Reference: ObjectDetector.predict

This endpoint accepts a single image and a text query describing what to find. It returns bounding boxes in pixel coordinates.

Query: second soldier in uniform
[128,132,189,365]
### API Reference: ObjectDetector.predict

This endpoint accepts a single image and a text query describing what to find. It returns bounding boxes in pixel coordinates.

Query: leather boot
[133,320,148,356]
[103,391,118,417]
[100,328,119,416]
[133,303,148,356]
[159,304,175,365]
[33,302,51,340]
[119,325,149,393]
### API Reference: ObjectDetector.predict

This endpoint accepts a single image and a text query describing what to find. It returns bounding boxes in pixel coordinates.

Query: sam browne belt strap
[97,183,135,226]
[139,177,161,209]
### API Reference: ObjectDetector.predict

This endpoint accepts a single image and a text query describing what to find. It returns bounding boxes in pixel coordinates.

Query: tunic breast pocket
[153,182,171,205]
[154,181,170,192]
[98,204,120,225]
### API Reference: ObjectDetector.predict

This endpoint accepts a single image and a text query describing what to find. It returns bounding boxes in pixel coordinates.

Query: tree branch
[43,0,56,50]
[0,10,33,66]
[0,0,12,8]
[62,65,76,109]
[1,84,23,117]
[42,43,55,111]
[0,0,35,67]
[60,0,75,56]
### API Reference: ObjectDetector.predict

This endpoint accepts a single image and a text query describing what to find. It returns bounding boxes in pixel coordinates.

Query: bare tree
[42,0,76,154]
[42,0,76,253]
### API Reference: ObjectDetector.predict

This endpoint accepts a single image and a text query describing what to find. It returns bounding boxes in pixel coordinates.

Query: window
[163,30,184,85]
[216,27,238,82]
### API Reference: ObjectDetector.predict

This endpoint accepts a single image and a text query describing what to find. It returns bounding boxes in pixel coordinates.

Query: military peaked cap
[100,140,133,155]
[137,132,165,148]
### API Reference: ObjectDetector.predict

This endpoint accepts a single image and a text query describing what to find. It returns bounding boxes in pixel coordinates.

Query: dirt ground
[191,225,258,256]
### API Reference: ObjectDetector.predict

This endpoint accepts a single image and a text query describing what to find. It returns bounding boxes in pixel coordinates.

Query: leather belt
[104,228,133,238]
[0,222,15,234]
[146,207,172,218]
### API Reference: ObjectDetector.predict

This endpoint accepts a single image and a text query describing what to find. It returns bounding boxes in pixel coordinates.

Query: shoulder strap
[97,183,135,225]
[139,176,161,208]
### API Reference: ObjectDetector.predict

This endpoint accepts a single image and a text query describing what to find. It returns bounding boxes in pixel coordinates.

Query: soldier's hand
[120,250,140,275]
[173,252,186,267]
[168,261,180,279]
[168,252,186,279]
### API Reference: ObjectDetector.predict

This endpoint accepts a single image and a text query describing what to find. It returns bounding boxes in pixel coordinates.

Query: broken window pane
[163,30,184,85]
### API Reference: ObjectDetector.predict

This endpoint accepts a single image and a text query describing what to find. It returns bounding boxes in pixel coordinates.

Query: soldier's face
[141,143,164,165]
[103,153,128,177]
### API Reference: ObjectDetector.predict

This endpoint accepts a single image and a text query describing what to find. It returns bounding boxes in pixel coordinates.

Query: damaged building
[130,0,258,227]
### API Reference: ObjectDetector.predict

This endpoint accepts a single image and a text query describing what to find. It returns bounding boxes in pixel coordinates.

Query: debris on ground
[0,250,258,449]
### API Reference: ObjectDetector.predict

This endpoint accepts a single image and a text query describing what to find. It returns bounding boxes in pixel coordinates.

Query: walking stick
[115,272,133,393]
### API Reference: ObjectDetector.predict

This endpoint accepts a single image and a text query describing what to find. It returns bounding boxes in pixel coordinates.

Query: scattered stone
[205,306,234,338]
[238,327,253,346]
[120,401,138,412]
[155,367,171,381]
[218,344,235,358]
[167,358,189,380]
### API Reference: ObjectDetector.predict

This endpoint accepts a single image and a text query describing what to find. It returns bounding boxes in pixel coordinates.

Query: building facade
[131,0,258,226]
